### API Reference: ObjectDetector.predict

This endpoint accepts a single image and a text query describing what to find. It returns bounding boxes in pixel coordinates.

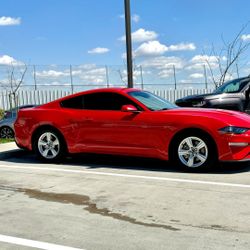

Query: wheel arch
[31,125,68,152]
[168,127,218,161]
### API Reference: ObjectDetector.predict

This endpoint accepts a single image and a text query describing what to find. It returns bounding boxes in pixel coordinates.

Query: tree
[0,64,27,111]
[204,24,250,88]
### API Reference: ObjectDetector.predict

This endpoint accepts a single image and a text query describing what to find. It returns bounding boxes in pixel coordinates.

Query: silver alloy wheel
[0,127,14,139]
[178,136,208,168]
[38,132,60,159]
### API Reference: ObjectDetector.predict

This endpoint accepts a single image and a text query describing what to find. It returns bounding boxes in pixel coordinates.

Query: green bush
[0,109,4,120]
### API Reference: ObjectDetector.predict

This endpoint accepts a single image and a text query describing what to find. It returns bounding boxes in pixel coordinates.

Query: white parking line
[0,234,83,250]
[0,164,250,189]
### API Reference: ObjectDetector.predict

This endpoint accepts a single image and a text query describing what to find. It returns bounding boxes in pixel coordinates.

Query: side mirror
[121,104,139,113]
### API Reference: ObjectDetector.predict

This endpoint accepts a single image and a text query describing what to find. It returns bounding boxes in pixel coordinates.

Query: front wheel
[171,133,217,171]
[33,129,65,162]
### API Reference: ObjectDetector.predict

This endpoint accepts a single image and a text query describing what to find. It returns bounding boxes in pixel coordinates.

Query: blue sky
[0,0,250,87]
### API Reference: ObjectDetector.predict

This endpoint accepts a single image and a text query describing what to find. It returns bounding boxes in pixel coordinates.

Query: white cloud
[0,55,23,65]
[74,67,106,84]
[168,43,196,51]
[189,73,204,79]
[0,16,21,26]
[133,40,196,57]
[191,55,218,63]
[158,69,173,78]
[179,79,194,84]
[35,66,107,84]
[36,70,69,78]
[141,56,185,70]
[88,47,110,54]
[132,14,140,23]
[78,64,97,70]
[119,28,158,43]
[241,34,250,41]
[134,41,168,57]
[187,54,219,70]
[119,14,140,23]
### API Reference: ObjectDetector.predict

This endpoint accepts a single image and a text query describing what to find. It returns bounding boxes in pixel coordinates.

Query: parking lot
[0,145,250,250]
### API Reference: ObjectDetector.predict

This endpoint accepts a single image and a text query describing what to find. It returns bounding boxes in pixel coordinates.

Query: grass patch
[0,138,14,144]
[0,109,4,120]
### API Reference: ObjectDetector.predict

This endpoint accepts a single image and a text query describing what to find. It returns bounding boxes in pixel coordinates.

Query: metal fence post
[70,65,74,94]
[140,65,144,90]
[105,65,110,88]
[173,65,177,90]
[203,64,208,89]
[33,65,37,91]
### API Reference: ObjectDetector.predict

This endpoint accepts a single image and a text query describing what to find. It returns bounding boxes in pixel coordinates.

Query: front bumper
[218,132,250,161]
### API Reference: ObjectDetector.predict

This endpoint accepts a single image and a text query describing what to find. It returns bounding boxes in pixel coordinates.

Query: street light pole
[124,0,133,88]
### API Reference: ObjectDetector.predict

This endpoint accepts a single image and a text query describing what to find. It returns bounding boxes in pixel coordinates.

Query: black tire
[0,126,14,139]
[170,132,217,172]
[32,128,66,162]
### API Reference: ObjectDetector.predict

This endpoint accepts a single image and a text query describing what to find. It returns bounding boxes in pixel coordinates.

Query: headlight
[219,126,249,134]
[192,100,206,107]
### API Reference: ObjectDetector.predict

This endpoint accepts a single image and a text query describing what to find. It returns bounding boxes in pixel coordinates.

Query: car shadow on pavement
[2,149,250,174]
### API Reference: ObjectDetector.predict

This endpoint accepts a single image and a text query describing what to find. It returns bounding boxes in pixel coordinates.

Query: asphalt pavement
[0,142,250,250]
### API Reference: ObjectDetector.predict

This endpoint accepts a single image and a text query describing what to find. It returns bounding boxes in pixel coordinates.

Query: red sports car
[14,88,250,171]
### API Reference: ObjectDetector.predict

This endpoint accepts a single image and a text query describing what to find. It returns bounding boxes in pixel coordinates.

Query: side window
[61,95,84,109]
[224,81,241,93]
[83,92,138,111]
[223,79,249,93]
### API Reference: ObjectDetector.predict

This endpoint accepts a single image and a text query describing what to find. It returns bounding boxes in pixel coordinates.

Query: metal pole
[33,65,37,91]
[140,65,144,90]
[105,65,110,87]
[70,65,74,94]
[173,65,177,90]
[203,64,208,89]
[124,0,133,88]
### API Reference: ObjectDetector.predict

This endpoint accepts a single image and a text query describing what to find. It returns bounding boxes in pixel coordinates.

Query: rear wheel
[171,133,217,171]
[33,129,65,162]
[0,126,14,139]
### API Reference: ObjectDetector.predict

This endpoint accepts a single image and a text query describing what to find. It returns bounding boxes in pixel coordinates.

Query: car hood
[175,93,225,103]
[162,108,250,127]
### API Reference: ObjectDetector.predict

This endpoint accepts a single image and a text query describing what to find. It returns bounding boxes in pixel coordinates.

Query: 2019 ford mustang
[14,88,250,171]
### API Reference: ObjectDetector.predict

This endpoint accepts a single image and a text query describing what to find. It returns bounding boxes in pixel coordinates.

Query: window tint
[61,95,84,109]
[214,78,250,94]
[61,92,138,111]
[84,92,136,110]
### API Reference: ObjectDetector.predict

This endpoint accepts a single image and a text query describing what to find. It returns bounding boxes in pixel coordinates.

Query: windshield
[128,91,177,111]
[213,78,250,94]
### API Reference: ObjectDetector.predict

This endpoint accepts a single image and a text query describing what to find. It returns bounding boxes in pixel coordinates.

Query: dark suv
[175,76,250,114]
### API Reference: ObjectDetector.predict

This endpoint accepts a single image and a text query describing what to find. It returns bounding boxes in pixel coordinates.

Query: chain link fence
[0,64,216,93]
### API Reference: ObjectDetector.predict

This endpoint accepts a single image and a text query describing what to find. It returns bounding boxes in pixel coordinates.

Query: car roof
[75,87,140,94]
[40,88,142,108]
[62,87,141,100]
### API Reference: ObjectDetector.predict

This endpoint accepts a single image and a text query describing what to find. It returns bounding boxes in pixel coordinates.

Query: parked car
[0,105,35,139]
[175,76,250,113]
[15,88,250,171]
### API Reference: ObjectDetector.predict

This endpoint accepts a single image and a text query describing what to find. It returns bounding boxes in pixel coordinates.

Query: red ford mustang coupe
[14,88,250,171]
